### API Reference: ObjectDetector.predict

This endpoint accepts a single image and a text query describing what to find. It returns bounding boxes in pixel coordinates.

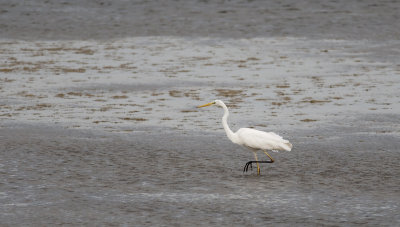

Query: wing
[236,128,292,151]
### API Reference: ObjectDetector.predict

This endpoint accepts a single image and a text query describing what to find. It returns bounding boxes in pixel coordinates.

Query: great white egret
[197,100,292,175]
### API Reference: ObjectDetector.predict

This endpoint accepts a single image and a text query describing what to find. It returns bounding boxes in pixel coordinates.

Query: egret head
[197,100,223,108]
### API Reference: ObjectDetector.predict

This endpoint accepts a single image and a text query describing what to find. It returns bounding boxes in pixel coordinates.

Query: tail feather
[283,141,293,151]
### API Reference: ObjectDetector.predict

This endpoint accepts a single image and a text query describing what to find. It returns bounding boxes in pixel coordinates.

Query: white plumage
[198,100,292,175]
[236,128,292,151]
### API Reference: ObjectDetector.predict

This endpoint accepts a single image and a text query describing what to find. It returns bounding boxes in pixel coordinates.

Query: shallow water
[1,120,399,226]
[1,0,399,40]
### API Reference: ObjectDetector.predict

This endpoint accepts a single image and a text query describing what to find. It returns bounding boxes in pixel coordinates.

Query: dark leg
[243,161,253,172]
[243,160,273,173]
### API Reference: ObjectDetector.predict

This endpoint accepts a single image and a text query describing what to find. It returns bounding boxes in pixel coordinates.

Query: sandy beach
[1,0,399,226]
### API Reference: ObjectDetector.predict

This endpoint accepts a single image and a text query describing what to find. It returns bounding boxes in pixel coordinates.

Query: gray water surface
[1,120,399,226]
[1,0,399,40]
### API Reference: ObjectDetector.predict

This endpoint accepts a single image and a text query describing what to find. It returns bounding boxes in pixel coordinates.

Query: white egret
[197,100,292,175]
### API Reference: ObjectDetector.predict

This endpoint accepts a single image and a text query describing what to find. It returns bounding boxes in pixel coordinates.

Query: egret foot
[243,161,253,172]
[243,160,273,173]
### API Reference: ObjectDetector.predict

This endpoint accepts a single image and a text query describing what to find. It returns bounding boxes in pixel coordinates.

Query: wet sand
[1,0,400,226]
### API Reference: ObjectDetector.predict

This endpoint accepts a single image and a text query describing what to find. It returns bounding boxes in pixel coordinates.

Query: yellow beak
[197,102,214,108]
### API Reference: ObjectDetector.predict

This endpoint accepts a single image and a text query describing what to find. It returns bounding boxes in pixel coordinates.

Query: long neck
[220,103,238,143]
